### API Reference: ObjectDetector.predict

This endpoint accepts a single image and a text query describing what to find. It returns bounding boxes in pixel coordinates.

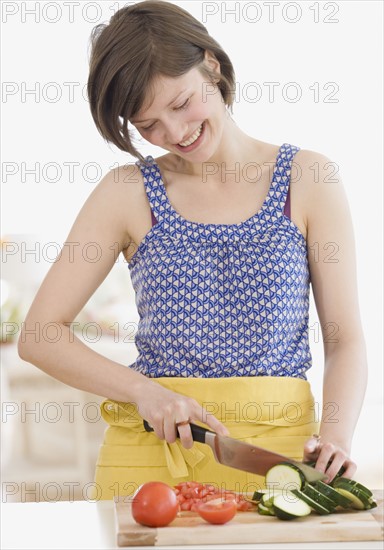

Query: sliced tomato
[173,482,252,513]
[197,500,237,524]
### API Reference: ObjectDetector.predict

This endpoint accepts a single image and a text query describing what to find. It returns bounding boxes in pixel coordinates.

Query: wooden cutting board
[114,490,383,547]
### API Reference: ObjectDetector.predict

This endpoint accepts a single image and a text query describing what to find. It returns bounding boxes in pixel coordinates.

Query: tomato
[131,481,179,527]
[173,481,253,513]
[197,499,237,524]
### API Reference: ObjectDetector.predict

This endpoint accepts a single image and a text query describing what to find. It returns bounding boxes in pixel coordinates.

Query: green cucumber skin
[261,495,275,509]
[302,484,336,512]
[312,481,352,509]
[258,503,275,516]
[272,495,311,521]
[292,489,332,515]
[333,481,373,510]
[272,506,297,521]
[263,462,376,521]
[252,489,284,501]
[332,477,373,498]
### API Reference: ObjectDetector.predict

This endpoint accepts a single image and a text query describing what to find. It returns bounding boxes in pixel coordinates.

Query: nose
[162,120,188,145]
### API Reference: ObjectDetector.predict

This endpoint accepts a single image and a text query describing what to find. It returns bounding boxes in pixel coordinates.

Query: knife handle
[143,419,214,444]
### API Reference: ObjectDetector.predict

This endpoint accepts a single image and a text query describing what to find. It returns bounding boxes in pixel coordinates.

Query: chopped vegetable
[265,462,306,491]
[272,494,311,520]
[259,463,376,521]
[312,480,353,509]
[172,481,253,512]
[332,478,377,510]
[258,502,275,516]
[292,489,333,515]
[197,500,237,524]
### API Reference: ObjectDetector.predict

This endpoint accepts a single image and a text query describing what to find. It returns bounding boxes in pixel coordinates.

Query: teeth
[179,123,203,147]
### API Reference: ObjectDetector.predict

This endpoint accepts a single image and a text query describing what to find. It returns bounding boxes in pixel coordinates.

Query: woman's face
[130,55,227,162]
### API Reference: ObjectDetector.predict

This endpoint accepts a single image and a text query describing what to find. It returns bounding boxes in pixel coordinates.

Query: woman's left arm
[296,149,368,482]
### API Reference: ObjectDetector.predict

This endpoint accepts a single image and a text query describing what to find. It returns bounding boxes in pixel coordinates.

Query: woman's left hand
[303,436,357,483]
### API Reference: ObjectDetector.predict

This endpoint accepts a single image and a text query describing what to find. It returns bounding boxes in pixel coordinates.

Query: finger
[203,412,230,436]
[324,450,347,483]
[303,437,321,462]
[163,417,178,444]
[340,460,357,480]
[177,423,194,449]
[304,437,320,455]
[314,442,335,478]
[149,414,165,440]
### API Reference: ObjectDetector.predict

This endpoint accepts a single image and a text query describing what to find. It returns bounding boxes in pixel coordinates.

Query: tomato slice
[197,499,237,524]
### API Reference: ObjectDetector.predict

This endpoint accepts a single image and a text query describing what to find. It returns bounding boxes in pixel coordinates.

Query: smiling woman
[87,1,235,164]
[18,0,370,502]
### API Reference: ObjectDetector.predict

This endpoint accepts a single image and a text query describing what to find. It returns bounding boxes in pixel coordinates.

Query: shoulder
[293,146,341,187]
[100,162,145,195]
[92,162,146,248]
[293,146,338,175]
[291,146,345,226]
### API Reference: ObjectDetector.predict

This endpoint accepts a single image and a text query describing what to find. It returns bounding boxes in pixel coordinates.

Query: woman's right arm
[17,165,229,446]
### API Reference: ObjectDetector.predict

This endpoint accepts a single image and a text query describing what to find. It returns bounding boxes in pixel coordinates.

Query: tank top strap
[135,155,170,225]
[264,142,300,220]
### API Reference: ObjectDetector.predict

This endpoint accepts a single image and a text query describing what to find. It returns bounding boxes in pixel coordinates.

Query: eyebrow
[131,89,187,124]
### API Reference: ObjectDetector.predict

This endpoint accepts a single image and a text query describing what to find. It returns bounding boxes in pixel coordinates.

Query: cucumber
[272,494,311,520]
[332,480,373,510]
[252,488,285,501]
[258,502,275,516]
[334,488,368,510]
[265,462,306,491]
[332,477,373,499]
[292,489,332,515]
[313,480,352,509]
[302,484,336,512]
[261,494,276,509]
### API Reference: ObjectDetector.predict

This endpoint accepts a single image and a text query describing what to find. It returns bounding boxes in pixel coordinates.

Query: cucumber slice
[367,499,378,509]
[272,494,311,520]
[258,502,275,516]
[313,481,352,509]
[302,484,336,512]
[332,477,373,498]
[265,462,305,491]
[292,489,332,515]
[261,494,275,509]
[333,483,373,510]
[252,488,285,501]
[334,488,366,510]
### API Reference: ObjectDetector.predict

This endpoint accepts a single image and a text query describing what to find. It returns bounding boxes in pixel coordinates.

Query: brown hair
[87,0,236,164]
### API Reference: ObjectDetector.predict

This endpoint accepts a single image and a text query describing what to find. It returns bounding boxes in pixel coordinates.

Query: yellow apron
[92,376,318,500]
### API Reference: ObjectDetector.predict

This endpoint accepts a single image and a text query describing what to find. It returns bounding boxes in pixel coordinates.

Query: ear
[204,50,221,76]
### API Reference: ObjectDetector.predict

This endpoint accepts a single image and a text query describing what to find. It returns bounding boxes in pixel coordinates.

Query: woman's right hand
[135,379,229,449]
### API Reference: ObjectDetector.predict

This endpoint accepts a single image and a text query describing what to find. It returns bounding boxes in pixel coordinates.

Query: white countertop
[1,500,383,550]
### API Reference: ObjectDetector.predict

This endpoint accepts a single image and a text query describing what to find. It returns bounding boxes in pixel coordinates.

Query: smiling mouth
[178,122,204,147]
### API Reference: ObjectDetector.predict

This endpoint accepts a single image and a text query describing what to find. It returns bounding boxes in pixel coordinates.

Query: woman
[18,1,367,500]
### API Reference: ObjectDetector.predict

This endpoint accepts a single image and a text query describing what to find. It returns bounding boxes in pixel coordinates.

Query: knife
[143,420,325,483]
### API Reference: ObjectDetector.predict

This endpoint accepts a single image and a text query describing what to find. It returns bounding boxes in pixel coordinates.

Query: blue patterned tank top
[128,143,312,379]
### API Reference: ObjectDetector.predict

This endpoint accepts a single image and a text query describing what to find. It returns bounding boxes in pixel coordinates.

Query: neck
[180,111,263,183]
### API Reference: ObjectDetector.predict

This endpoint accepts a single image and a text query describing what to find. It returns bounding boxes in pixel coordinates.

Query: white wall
[2,1,383,487]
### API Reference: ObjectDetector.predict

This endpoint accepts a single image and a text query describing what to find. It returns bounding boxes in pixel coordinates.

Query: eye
[142,98,191,131]
[143,122,156,131]
[175,98,190,111]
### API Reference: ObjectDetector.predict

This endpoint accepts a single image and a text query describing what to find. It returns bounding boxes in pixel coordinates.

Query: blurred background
[1,1,383,502]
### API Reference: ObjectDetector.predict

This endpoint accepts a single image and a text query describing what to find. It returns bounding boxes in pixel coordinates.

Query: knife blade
[143,420,325,483]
